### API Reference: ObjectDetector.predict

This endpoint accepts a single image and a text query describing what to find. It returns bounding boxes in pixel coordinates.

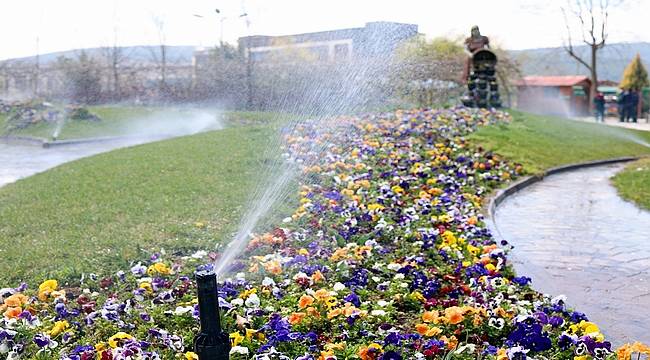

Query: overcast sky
[1,0,648,60]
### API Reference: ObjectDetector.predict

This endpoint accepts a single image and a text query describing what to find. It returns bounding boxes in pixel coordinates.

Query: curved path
[493,163,650,346]
[0,137,161,188]
[0,111,224,188]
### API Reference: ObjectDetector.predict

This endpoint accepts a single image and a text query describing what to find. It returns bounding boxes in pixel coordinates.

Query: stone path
[0,139,149,188]
[493,163,650,347]
[573,115,650,132]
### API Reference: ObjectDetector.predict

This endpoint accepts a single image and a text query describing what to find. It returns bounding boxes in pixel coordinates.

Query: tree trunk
[160,44,167,98]
[112,53,119,101]
[590,45,598,104]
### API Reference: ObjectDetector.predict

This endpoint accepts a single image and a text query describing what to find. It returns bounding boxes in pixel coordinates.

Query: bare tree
[149,15,168,99]
[102,27,128,102]
[561,0,617,99]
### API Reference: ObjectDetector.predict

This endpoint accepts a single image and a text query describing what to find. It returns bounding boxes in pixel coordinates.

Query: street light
[194,9,247,49]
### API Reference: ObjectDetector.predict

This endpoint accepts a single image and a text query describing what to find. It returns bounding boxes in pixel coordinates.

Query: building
[515,75,592,116]
[237,21,418,63]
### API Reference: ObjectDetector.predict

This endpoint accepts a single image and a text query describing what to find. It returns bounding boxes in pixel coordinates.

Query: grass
[1,105,292,140]
[0,122,297,285]
[612,158,650,210]
[469,110,650,174]
[3,108,650,285]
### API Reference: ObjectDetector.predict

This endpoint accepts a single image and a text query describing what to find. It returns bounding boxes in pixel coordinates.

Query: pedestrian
[626,90,639,123]
[618,90,628,122]
[593,92,605,122]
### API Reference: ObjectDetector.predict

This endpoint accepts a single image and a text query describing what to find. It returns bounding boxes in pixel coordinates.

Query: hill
[2,42,649,83]
[511,42,650,82]
[0,45,198,65]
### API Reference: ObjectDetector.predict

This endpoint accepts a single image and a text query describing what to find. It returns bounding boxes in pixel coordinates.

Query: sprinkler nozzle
[194,268,230,360]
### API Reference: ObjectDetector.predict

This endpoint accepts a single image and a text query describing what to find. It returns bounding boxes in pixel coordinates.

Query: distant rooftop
[517,75,590,87]
[238,21,418,50]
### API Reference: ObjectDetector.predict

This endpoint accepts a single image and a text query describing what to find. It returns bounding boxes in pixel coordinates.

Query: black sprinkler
[194,268,231,360]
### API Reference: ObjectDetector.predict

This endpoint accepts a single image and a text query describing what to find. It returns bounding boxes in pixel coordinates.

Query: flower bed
[0,108,640,359]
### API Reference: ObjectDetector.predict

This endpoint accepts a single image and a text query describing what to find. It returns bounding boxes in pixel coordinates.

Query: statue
[461,26,501,108]
[464,25,490,54]
[463,26,490,82]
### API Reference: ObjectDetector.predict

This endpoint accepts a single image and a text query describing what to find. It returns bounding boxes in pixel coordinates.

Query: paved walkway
[493,163,650,347]
[573,115,650,132]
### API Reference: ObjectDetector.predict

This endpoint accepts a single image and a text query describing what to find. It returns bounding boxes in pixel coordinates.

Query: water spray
[194,268,230,360]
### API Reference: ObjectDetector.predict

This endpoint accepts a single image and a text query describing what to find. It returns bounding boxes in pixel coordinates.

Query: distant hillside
[3,42,648,83]
[1,45,198,65]
[511,42,650,82]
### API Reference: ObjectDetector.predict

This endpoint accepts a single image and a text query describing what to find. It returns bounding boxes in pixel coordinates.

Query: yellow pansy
[108,332,134,348]
[239,288,257,299]
[38,279,58,301]
[49,320,70,337]
[230,331,244,347]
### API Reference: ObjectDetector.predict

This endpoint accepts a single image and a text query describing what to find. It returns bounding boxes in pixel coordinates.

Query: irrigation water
[213,23,421,274]
[0,109,224,188]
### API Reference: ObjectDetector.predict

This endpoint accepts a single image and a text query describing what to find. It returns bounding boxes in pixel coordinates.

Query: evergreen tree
[620,54,649,91]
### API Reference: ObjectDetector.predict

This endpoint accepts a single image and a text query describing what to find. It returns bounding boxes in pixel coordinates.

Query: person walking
[593,92,605,122]
[626,90,639,123]
[618,90,629,122]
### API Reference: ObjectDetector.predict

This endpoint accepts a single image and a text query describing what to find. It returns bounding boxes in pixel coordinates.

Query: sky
[1,0,649,60]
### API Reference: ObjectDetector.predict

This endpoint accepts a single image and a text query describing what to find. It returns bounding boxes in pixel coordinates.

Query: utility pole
[242,13,253,110]
[34,36,40,97]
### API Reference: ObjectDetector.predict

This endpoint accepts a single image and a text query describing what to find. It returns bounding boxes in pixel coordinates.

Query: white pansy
[191,250,207,259]
[370,310,386,316]
[230,346,249,355]
[333,282,346,291]
[174,306,194,315]
[387,263,402,271]
[245,294,260,308]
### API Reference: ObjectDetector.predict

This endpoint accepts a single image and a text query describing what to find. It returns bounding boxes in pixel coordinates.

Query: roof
[516,75,590,87]
[239,22,418,48]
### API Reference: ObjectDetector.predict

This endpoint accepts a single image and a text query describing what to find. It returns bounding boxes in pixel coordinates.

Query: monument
[461,26,502,108]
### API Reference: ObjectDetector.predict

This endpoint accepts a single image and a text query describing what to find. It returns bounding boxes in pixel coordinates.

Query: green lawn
[3,108,650,285]
[469,110,650,174]
[1,105,290,140]
[612,158,650,210]
[0,122,296,285]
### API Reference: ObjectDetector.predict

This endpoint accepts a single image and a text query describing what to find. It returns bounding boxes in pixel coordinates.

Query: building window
[306,46,329,61]
[334,44,349,60]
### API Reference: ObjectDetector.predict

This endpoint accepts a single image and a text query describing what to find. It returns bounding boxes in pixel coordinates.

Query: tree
[620,54,649,91]
[620,54,650,117]
[491,46,523,108]
[149,16,168,99]
[390,36,466,107]
[59,51,102,104]
[193,44,246,106]
[561,0,617,100]
[101,27,127,102]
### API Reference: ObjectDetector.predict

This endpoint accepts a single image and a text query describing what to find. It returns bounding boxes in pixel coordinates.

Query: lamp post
[240,13,253,110]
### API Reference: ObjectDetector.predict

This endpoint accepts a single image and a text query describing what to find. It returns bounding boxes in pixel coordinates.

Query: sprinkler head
[194,267,230,360]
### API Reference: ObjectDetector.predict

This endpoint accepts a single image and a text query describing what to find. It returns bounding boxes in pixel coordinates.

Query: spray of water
[52,117,65,139]
[214,22,414,274]
[614,130,650,148]
[120,108,224,139]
